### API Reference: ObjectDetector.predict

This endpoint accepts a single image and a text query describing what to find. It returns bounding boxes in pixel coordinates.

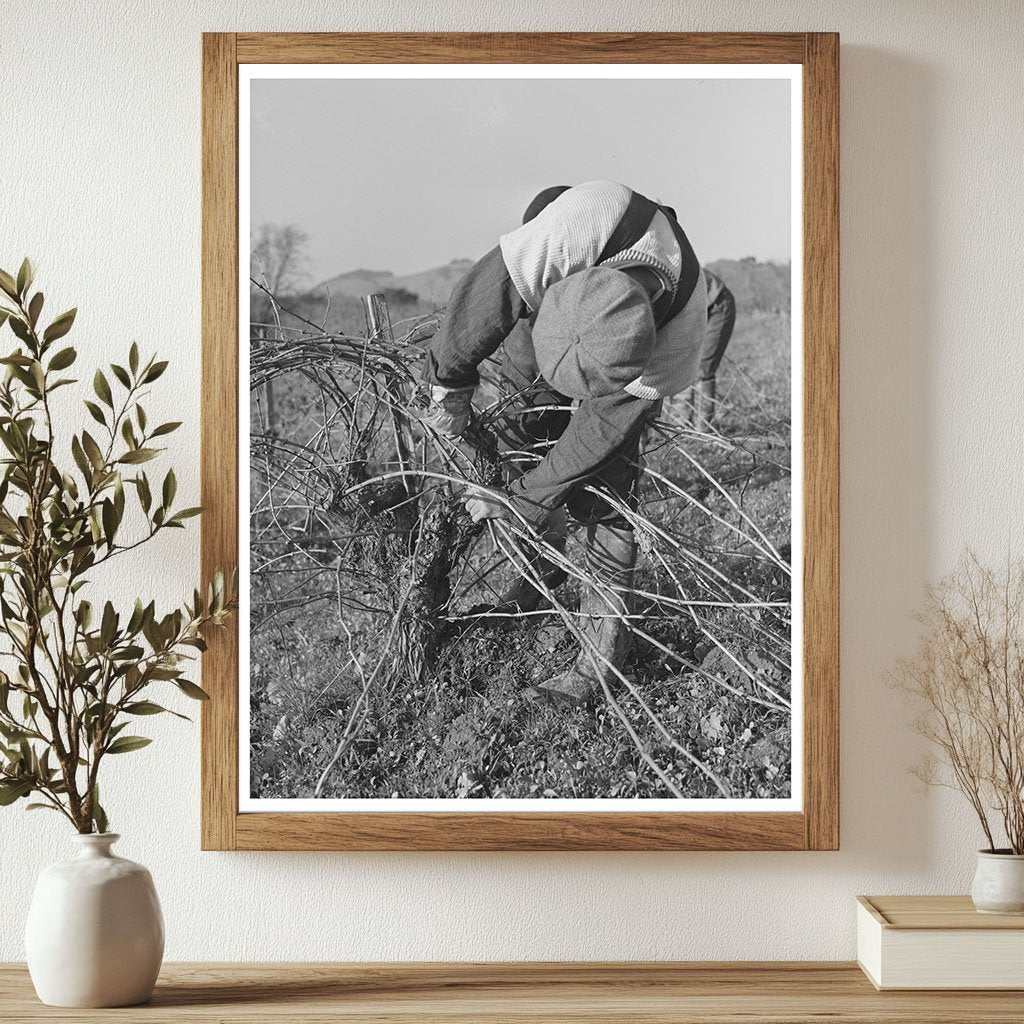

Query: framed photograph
[201,32,838,850]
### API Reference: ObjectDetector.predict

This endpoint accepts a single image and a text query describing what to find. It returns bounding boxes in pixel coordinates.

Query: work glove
[461,483,510,523]
[424,384,474,438]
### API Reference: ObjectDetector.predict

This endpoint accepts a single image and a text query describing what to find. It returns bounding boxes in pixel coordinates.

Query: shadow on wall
[837,46,936,871]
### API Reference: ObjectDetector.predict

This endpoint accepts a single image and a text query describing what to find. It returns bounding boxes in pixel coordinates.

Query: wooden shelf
[3,962,1024,1022]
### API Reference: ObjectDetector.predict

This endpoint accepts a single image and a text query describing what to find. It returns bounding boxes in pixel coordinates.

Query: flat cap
[533,267,655,399]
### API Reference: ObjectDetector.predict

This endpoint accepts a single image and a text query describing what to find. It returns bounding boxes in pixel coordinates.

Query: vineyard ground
[248,283,794,802]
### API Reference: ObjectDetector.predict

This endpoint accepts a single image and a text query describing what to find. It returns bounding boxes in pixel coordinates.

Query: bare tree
[250,224,311,434]
[251,223,311,302]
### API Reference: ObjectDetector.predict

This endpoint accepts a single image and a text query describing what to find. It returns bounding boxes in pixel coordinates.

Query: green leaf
[142,361,168,383]
[169,507,202,524]
[27,292,43,328]
[8,317,31,345]
[81,431,105,472]
[83,701,113,728]
[126,598,146,635]
[110,363,131,389]
[142,614,162,654]
[105,735,152,755]
[118,448,157,465]
[88,506,102,544]
[107,721,128,742]
[124,700,182,718]
[0,269,18,300]
[16,258,34,298]
[162,468,176,508]
[110,644,143,661]
[101,498,117,547]
[150,421,181,438]
[121,418,137,449]
[71,435,92,482]
[0,722,28,742]
[83,400,106,427]
[129,342,139,375]
[136,404,147,432]
[124,701,165,715]
[76,599,92,630]
[175,679,210,701]
[48,346,77,371]
[148,666,181,681]
[0,428,20,460]
[136,473,152,513]
[93,369,113,408]
[26,802,61,813]
[91,785,108,834]
[0,352,33,366]
[42,308,77,344]
[0,780,33,805]
[100,601,117,647]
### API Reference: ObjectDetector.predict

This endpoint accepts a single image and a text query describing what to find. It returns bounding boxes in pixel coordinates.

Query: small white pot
[25,833,164,1007]
[971,849,1024,915]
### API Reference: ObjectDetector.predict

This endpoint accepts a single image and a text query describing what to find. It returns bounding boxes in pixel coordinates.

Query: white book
[857,895,1024,990]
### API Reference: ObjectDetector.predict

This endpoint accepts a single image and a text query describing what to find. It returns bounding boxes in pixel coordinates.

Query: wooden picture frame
[201,32,839,851]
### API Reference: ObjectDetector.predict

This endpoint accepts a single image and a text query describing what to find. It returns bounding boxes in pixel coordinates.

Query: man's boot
[471,509,568,619]
[526,521,636,707]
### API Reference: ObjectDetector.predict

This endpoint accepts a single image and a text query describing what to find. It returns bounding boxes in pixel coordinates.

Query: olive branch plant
[0,259,235,834]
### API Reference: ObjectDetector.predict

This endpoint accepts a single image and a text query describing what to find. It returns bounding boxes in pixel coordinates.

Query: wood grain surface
[800,31,841,852]
[200,32,840,851]
[862,895,1024,930]
[235,32,808,65]
[4,962,1024,1023]
[200,32,239,852]
[232,809,806,852]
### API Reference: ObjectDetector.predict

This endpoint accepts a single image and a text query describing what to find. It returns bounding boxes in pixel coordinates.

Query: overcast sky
[250,76,792,284]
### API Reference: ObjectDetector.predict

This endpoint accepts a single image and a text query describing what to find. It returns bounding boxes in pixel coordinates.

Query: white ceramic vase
[25,833,164,1007]
[971,849,1024,915]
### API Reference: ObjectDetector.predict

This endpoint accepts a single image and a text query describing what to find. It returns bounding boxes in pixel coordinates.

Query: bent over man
[423,180,707,705]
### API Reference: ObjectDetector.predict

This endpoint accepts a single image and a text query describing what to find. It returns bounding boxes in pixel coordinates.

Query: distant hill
[314,259,475,306]
[706,259,791,315]
[308,255,790,320]
[313,268,397,299]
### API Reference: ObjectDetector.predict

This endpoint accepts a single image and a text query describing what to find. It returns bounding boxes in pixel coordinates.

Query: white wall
[1,0,1022,961]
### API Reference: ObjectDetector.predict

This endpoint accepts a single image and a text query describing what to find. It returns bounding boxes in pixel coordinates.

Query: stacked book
[857,895,1024,990]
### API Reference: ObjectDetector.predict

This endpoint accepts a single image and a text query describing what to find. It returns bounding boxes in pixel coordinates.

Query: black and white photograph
[241,66,801,810]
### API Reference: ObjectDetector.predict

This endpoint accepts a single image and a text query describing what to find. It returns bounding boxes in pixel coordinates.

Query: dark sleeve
[422,246,530,388]
[506,389,657,527]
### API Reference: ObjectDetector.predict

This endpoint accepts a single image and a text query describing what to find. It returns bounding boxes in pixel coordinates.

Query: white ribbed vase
[971,850,1024,915]
[25,833,164,1007]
